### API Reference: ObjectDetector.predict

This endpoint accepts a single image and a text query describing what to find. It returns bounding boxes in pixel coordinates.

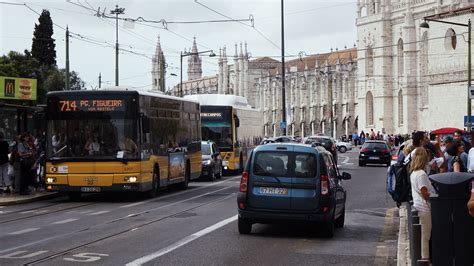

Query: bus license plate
[81,187,101,192]
[259,187,288,195]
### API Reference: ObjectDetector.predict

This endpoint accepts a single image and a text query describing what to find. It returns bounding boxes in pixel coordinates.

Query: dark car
[359,140,391,167]
[304,136,338,164]
[237,143,351,238]
[201,141,223,181]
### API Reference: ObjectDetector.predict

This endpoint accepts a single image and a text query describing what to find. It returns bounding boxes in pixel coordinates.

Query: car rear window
[363,142,388,150]
[253,151,317,178]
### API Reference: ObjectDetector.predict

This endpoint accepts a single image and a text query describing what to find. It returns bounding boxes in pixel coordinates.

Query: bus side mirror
[142,115,150,134]
[234,115,240,127]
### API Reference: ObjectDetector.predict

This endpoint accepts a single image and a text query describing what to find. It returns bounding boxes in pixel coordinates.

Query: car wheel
[335,207,345,228]
[358,161,365,167]
[321,218,335,238]
[339,146,347,153]
[67,192,82,201]
[216,164,222,179]
[208,167,216,181]
[238,217,252,234]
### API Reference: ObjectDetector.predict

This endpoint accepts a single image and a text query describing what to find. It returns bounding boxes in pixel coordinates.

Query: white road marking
[8,228,40,235]
[20,210,36,214]
[88,210,110,216]
[52,218,78,225]
[126,215,238,266]
[78,210,93,214]
[119,176,241,208]
[0,250,49,259]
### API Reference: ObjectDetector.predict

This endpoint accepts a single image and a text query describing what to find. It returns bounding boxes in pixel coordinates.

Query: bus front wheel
[147,166,159,198]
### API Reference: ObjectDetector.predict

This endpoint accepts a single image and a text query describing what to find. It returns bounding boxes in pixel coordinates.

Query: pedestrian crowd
[0,131,45,195]
[390,129,474,262]
[343,129,407,148]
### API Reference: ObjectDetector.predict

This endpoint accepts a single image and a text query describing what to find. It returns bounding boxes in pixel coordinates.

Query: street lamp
[420,18,471,133]
[180,50,216,97]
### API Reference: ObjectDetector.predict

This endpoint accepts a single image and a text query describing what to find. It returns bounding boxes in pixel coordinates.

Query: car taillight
[391,155,398,161]
[360,148,368,153]
[240,170,249,192]
[321,175,329,196]
[382,149,390,154]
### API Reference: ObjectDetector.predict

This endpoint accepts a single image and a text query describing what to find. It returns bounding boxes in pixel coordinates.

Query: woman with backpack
[410,148,437,261]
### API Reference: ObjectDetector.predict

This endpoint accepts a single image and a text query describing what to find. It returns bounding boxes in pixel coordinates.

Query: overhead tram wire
[193,0,283,53]
[1,1,153,60]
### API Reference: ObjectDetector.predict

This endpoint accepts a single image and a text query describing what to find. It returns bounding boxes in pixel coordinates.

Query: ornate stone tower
[187,37,202,81]
[152,36,166,92]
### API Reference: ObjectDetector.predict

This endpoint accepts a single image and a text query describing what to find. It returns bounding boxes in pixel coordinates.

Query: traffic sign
[464,116,474,127]
[469,86,474,99]
[279,121,286,129]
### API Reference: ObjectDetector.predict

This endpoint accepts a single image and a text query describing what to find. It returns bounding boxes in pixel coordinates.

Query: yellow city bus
[185,94,263,173]
[44,89,201,200]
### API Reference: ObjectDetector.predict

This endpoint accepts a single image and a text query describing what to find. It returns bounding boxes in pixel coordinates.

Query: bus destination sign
[59,99,125,112]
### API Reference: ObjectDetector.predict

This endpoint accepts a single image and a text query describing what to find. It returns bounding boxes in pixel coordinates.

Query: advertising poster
[169,152,185,179]
[0,76,37,101]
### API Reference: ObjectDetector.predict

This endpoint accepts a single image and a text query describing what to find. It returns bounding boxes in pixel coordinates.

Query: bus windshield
[202,120,233,151]
[47,118,138,160]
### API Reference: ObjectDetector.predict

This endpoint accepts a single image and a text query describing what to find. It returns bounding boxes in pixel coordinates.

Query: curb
[0,192,60,206]
[397,205,410,266]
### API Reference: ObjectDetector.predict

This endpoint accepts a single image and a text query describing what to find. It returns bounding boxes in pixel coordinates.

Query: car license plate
[259,187,288,195]
[81,187,101,192]
[369,156,379,160]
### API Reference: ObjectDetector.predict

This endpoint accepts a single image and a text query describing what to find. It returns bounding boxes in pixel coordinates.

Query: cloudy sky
[0,0,357,90]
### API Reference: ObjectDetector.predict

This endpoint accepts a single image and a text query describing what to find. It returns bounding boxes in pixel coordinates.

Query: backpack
[387,155,412,207]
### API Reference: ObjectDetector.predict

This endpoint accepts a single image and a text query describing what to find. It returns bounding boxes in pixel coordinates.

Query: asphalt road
[0,148,399,265]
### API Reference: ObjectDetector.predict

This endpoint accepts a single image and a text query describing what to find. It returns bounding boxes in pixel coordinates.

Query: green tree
[31,9,56,66]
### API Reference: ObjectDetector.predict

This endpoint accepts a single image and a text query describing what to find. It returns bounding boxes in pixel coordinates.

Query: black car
[304,136,338,164]
[237,143,351,238]
[359,140,391,167]
[201,141,223,181]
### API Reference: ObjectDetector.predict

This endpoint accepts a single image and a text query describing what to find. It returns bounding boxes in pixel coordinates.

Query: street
[0,149,398,265]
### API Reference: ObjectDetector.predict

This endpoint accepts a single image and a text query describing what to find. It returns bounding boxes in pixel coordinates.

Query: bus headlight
[46,177,57,183]
[124,176,137,182]
[202,160,211,165]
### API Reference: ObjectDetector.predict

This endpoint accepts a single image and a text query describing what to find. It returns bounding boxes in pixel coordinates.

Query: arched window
[366,46,374,77]
[398,90,404,125]
[366,91,374,126]
[445,28,457,50]
[398,38,404,76]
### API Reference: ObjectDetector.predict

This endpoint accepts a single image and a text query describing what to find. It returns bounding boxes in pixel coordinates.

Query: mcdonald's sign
[0,76,37,100]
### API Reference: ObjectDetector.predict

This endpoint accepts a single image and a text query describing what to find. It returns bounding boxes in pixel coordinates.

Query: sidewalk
[397,205,410,266]
[0,189,59,206]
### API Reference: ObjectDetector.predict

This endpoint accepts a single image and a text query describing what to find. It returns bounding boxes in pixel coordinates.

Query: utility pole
[65,26,70,90]
[98,73,102,89]
[111,5,125,86]
[281,0,286,136]
[180,51,183,97]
